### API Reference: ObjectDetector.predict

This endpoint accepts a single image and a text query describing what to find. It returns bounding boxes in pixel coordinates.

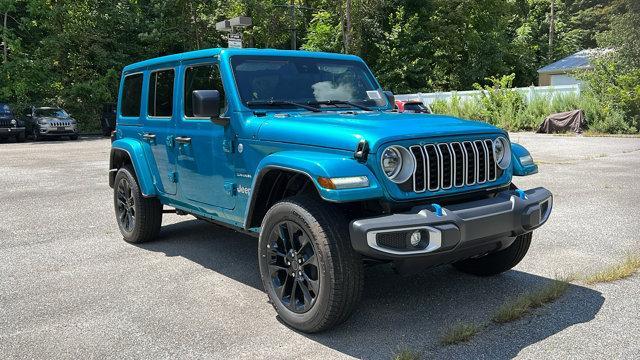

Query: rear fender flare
[110,138,157,197]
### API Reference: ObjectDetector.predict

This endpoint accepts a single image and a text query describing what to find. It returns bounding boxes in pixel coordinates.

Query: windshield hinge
[354,139,369,163]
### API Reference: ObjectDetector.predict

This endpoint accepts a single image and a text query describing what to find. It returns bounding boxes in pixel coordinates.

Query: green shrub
[430,74,637,134]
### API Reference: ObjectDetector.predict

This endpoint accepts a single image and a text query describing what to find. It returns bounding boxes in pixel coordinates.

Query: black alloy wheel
[112,165,162,243]
[116,177,136,233]
[266,220,320,313]
[259,195,364,333]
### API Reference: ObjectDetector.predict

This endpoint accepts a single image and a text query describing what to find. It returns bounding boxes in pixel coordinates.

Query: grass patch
[583,255,640,285]
[392,349,420,360]
[440,322,480,345]
[491,279,570,324]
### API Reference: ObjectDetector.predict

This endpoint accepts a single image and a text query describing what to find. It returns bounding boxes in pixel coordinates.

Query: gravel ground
[0,133,639,360]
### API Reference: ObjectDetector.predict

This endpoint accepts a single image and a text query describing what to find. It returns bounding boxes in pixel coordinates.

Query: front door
[175,60,235,210]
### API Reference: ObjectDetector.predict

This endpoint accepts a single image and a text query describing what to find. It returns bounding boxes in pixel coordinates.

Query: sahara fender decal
[243,151,384,229]
[110,138,157,197]
[511,142,539,176]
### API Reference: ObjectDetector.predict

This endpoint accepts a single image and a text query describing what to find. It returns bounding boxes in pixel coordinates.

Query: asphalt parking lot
[1,133,639,359]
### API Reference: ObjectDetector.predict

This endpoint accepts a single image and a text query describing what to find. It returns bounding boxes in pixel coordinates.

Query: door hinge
[224,181,237,196]
[168,171,178,183]
[222,139,234,153]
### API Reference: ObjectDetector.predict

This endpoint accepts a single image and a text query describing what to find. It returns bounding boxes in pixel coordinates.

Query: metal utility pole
[344,0,352,53]
[3,11,7,63]
[290,0,296,50]
[274,2,315,50]
[548,0,555,61]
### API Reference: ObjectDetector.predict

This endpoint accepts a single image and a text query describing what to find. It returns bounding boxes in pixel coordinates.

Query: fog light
[409,231,422,247]
[408,230,429,249]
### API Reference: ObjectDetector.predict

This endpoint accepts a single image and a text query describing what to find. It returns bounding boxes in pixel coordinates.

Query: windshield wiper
[245,100,321,113]
[307,100,373,112]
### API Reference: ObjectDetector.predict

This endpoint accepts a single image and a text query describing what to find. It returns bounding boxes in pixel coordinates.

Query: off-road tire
[452,232,532,276]
[70,134,79,140]
[258,195,364,333]
[113,165,163,243]
[32,129,41,141]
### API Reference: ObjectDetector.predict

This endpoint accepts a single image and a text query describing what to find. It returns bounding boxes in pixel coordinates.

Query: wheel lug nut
[286,261,291,265]
[298,271,302,276]
[298,259,302,264]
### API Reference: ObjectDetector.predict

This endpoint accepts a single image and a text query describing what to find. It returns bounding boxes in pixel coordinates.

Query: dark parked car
[24,107,79,141]
[101,103,116,136]
[0,103,26,142]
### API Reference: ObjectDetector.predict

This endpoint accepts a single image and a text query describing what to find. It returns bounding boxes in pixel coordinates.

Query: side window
[121,73,143,117]
[148,69,175,117]
[184,64,226,118]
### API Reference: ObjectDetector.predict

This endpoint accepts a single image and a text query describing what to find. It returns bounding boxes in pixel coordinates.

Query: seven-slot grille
[50,121,71,127]
[407,139,499,193]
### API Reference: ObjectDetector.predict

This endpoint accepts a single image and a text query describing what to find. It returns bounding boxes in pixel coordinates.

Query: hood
[37,116,69,122]
[254,111,504,151]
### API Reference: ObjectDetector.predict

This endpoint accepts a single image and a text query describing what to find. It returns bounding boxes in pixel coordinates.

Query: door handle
[142,133,156,141]
[175,136,192,144]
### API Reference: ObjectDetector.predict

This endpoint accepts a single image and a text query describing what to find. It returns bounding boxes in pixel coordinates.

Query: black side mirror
[193,90,229,126]
[383,90,396,109]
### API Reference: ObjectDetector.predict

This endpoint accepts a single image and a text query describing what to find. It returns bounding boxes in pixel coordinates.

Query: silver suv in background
[25,107,79,141]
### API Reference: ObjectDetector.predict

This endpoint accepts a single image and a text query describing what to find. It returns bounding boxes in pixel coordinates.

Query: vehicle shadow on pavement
[138,219,605,360]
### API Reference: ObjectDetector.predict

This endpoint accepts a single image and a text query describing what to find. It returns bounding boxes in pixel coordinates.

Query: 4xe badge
[237,185,251,196]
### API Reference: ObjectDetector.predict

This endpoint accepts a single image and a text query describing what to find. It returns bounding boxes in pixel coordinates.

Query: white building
[537,48,612,86]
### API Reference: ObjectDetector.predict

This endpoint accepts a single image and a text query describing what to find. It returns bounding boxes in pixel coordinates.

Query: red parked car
[395,100,432,114]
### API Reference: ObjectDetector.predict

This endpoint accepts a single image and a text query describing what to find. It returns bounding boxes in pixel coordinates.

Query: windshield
[35,108,69,118]
[230,55,388,110]
[0,104,12,116]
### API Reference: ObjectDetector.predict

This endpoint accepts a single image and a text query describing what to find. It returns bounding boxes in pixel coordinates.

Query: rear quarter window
[121,73,143,117]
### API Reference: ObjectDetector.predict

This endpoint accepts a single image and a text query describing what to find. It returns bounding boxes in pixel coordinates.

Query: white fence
[395,84,582,106]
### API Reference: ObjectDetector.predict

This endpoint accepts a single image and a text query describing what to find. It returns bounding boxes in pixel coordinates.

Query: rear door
[175,59,235,210]
[141,68,177,195]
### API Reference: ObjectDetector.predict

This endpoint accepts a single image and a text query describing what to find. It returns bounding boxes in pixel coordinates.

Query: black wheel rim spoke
[297,279,313,309]
[116,178,135,232]
[266,220,319,313]
[302,272,320,294]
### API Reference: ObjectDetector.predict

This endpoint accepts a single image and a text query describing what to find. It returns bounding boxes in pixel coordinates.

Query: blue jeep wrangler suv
[109,48,552,332]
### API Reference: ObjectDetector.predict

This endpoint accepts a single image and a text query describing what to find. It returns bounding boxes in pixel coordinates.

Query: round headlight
[493,137,511,169]
[381,147,402,178]
[381,145,415,183]
[10,119,17,126]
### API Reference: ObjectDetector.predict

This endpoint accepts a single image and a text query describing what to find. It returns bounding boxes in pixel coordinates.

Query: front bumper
[0,127,25,136]
[350,187,552,263]
[39,125,78,136]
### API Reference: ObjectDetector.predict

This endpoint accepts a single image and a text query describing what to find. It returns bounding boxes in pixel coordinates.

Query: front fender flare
[110,139,157,197]
[244,151,384,229]
[511,143,538,176]
[252,151,384,202]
